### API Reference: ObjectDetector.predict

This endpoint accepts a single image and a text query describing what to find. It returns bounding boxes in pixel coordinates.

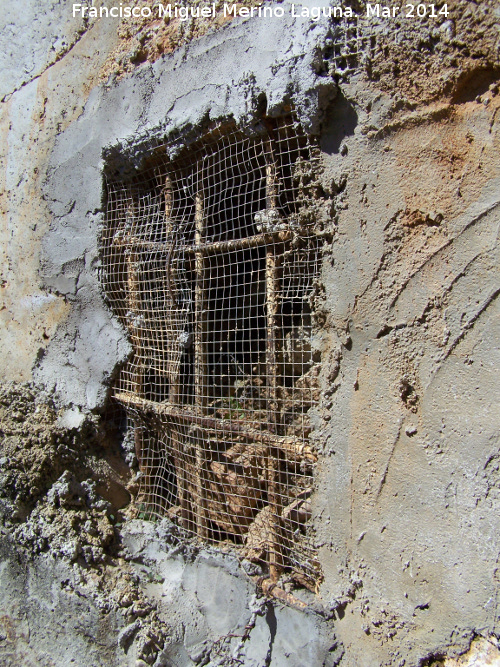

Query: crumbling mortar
[0,383,181,664]
[3,3,499,665]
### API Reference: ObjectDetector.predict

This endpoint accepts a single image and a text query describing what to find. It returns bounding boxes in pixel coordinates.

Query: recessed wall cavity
[101,112,329,590]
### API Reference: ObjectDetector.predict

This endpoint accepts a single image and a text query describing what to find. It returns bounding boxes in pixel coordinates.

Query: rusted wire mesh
[101,113,325,589]
[330,14,366,76]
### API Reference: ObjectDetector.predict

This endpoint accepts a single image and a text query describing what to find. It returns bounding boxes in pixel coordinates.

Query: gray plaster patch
[0,0,88,100]
[36,13,337,410]
[118,519,341,666]
[0,532,124,666]
[239,603,342,667]
[182,555,253,637]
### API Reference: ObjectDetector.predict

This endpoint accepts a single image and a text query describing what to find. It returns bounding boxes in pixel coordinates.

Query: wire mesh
[331,15,366,76]
[101,114,325,589]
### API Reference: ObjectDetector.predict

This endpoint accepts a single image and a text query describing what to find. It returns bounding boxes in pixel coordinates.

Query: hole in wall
[450,66,500,104]
[100,111,327,590]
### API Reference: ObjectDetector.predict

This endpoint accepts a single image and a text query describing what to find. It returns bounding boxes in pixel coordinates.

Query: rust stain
[393,94,500,224]
[0,614,19,643]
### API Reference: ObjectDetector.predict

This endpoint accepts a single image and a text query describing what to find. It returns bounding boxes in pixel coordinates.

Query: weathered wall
[0,1,499,666]
[315,79,500,666]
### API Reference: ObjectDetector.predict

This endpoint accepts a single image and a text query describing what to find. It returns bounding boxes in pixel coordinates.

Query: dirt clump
[0,382,174,665]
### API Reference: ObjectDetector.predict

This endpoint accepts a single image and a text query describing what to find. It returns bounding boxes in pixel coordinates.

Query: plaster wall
[0,2,499,666]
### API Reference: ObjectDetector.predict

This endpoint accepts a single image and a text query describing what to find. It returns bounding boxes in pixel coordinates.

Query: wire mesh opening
[101,113,325,589]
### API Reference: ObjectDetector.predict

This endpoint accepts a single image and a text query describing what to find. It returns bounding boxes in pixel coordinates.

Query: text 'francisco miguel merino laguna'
[72,3,357,20]
[72,3,450,20]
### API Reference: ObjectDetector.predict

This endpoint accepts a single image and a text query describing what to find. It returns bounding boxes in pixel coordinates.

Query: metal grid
[101,114,324,589]
[322,9,372,79]
[331,16,366,75]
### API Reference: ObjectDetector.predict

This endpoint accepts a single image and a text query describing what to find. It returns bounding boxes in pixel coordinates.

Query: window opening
[102,113,325,590]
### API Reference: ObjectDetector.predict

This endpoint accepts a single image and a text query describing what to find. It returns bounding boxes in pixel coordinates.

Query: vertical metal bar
[127,252,143,387]
[164,174,173,233]
[194,184,209,539]
[265,140,278,211]
[163,174,191,526]
[171,427,192,529]
[194,190,206,410]
[265,251,280,431]
[124,197,143,399]
[123,197,149,489]
[164,174,181,406]
[264,138,283,581]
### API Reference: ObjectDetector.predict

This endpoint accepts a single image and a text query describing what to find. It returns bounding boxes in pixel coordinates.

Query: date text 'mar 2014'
[366,4,449,18]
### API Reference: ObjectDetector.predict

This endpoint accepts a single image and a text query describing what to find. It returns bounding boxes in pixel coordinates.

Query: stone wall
[0,2,499,665]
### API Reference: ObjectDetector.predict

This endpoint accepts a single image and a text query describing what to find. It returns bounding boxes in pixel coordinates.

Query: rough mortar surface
[0,1,499,666]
